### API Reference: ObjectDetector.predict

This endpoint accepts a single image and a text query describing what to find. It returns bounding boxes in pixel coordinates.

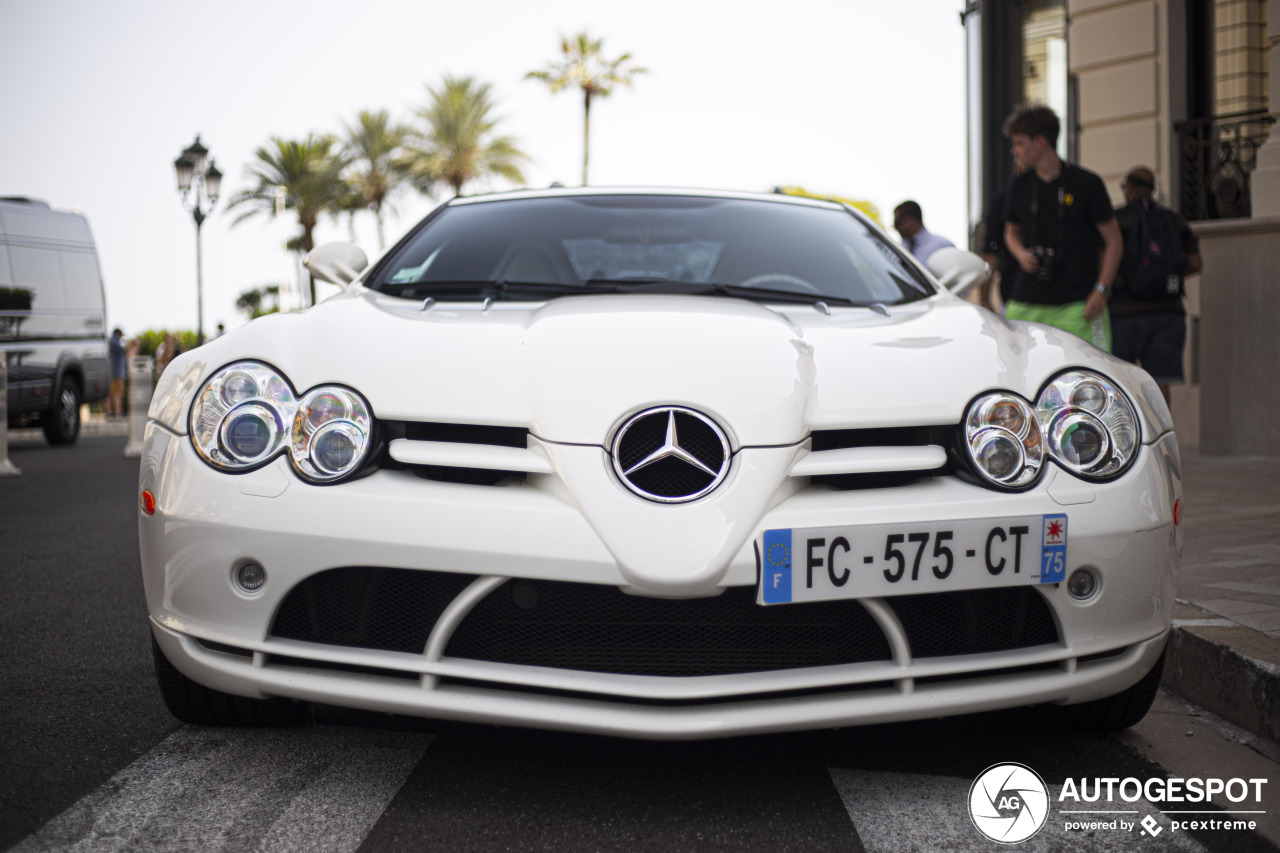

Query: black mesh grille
[271,567,477,653]
[269,569,1059,677]
[445,581,892,676]
[889,586,1058,658]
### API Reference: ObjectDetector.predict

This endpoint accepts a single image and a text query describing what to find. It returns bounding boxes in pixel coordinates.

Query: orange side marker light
[1172,499,1182,527]
[141,490,156,516]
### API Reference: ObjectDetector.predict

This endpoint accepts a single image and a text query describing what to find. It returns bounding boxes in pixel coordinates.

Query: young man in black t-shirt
[1002,105,1122,350]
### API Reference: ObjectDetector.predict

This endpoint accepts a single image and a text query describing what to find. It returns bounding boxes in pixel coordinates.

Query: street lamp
[173,135,222,346]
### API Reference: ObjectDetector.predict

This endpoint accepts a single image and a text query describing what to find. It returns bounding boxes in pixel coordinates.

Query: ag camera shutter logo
[969,763,1050,843]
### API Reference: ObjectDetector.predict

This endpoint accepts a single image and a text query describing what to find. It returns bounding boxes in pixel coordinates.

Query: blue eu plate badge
[762,528,793,604]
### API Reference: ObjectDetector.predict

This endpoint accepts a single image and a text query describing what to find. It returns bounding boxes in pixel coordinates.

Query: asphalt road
[2,436,1277,852]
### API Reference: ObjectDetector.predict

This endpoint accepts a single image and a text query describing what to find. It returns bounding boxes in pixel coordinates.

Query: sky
[0,0,969,337]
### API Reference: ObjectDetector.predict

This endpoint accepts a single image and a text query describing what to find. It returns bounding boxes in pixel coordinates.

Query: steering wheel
[738,273,822,294]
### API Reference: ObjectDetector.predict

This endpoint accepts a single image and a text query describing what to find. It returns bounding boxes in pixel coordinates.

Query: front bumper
[139,422,1181,739]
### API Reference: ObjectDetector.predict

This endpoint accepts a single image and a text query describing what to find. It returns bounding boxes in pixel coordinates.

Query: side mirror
[926,248,989,296]
[303,242,369,286]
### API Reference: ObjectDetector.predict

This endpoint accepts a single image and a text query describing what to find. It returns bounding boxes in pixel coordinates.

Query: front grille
[889,587,1058,658]
[446,581,892,676]
[808,425,954,490]
[269,570,1059,678]
[271,567,477,653]
[388,420,530,448]
[379,420,533,484]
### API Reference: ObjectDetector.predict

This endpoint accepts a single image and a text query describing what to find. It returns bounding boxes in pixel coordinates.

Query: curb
[1164,604,1280,743]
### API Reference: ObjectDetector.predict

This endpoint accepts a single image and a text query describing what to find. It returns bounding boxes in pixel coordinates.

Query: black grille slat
[271,567,478,653]
[398,421,529,448]
[810,425,952,452]
[891,587,1058,658]
[446,581,891,676]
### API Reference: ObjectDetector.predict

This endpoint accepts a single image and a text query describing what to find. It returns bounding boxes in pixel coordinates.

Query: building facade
[964,0,1279,455]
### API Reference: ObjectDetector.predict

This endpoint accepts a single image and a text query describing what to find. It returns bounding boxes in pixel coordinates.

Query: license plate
[758,514,1067,605]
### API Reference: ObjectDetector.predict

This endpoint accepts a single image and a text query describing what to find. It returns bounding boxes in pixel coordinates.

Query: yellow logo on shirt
[1063,193,1075,206]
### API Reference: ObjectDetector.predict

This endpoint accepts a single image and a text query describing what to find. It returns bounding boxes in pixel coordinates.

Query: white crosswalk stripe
[13,727,432,853]
[829,768,1207,852]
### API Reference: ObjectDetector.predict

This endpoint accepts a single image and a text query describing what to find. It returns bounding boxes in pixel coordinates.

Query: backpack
[1122,199,1186,300]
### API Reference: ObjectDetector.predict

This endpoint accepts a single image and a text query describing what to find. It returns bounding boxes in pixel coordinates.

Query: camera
[1030,246,1057,285]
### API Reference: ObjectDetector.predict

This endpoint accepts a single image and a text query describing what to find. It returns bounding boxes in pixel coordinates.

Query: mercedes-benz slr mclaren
[139,188,1181,739]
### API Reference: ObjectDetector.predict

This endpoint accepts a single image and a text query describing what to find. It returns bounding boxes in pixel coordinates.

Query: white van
[0,197,109,444]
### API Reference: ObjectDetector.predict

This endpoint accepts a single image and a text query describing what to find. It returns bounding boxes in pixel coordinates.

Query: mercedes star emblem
[611,407,731,503]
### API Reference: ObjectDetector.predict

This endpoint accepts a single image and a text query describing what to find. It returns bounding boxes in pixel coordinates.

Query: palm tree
[404,75,528,198]
[526,32,647,185]
[235,284,280,320]
[225,134,348,304]
[342,109,410,250]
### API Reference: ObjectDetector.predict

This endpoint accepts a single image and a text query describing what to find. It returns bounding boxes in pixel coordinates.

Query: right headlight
[1035,370,1140,480]
[190,361,374,484]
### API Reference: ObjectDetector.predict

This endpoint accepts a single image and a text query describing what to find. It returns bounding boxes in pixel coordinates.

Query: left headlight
[190,361,374,483]
[963,392,1045,489]
[1035,370,1140,480]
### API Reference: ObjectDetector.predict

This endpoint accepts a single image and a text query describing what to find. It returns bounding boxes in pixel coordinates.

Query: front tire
[151,635,308,726]
[1023,651,1166,732]
[42,375,81,445]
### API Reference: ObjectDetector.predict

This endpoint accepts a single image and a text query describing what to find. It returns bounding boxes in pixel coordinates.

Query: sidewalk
[1164,447,1280,745]
[7,418,1280,743]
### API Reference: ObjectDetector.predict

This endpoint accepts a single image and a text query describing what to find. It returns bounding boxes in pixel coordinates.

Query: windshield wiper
[380,280,616,297]
[381,278,876,307]
[583,279,862,306]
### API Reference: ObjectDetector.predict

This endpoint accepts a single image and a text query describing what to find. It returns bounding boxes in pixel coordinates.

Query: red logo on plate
[1044,518,1065,545]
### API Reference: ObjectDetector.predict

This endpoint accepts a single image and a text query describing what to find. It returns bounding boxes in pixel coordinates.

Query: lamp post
[173,135,222,346]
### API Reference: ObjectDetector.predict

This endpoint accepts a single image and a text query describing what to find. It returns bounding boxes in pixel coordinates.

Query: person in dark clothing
[107,328,126,417]
[1110,166,1203,404]
[977,163,1025,313]
[1002,105,1122,350]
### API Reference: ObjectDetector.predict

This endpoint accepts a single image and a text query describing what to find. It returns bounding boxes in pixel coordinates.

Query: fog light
[235,561,267,593]
[1067,568,1098,600]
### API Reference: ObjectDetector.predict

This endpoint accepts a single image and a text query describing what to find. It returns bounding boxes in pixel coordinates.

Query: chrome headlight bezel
[960,370,1143,491]
[1035,369,1141,480]
[189,361,375,484]
[961,391,1045,490]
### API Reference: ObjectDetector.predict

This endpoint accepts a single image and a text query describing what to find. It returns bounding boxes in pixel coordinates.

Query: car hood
[153,288,1170,446]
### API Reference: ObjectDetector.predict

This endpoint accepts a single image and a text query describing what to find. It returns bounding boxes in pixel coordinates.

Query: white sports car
[139,188,1181,739]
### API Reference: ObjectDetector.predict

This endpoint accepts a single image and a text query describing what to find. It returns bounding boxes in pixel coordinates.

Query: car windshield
[370,194,933,305]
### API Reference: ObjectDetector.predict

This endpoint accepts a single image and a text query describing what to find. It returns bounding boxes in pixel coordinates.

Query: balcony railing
[1175,110,1277,221]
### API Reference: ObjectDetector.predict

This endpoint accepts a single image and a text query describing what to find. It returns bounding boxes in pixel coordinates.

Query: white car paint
[139,188,1181,739]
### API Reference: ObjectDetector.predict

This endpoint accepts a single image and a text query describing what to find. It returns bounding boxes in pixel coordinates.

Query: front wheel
[151,635,308,726]
[42,375,81,445]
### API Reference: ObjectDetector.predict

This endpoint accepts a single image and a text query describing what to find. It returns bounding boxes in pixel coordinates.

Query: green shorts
[1004,300,1112,352]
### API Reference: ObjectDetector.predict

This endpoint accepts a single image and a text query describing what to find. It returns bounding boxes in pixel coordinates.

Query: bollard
[0,359,20,477]
[123,355,154,459]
